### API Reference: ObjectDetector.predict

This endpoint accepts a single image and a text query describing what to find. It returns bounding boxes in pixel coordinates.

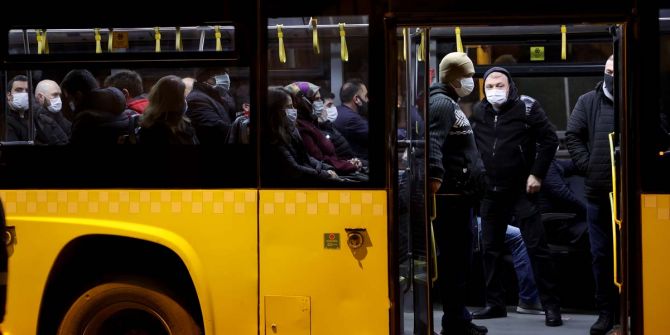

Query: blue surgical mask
[326,106,338,122]
[10,92,29,111]
[214,74,231,91]
[312,100,324,118]
[285,108,298,123]
[485,89,507,108]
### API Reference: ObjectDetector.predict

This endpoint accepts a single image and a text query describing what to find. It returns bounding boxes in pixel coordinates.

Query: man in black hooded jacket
[470,66,562,327]
[566,55,619,335]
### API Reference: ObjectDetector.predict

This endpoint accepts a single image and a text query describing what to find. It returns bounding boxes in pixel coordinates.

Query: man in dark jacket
[5,75,32,141]
[565,55,619,335]
[334,79,369,160]
[34,79,71,145]
[470,66,562,327]
[186,73,233,145]
[429,52,487,335]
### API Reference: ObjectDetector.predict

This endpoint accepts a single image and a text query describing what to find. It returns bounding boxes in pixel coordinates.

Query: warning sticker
[324,233,340,249]
[530,46,545,61]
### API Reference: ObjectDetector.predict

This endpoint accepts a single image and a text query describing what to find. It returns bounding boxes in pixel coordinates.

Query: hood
[482,66,519,111]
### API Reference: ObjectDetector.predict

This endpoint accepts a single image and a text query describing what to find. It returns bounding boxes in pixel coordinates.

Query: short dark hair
[104,70,144,98]
[6,75,28,93]
[339,79,365,104]
[60,69,99,96]
[319,88,335,100]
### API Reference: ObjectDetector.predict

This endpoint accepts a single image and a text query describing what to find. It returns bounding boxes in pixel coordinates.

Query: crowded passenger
[334,79,369,160]
[317,89,358,162]
[61,69,130,145]
[262,87,340,185]
[470,66,562,326]
[34,79,70,145]
[428,52,487,335]
[185,70,233,144]
[103,70,148,114]
[566,54,620,335]
[138,75,198,145]
[5,75,31,141]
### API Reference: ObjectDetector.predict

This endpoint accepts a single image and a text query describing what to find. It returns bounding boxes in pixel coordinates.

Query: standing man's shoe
[516,299,545,315]
[471,305,507,319]
[545,306,563,326]
[590,312,614,335]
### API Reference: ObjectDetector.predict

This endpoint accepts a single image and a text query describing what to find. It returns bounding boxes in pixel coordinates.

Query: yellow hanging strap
[311,18,320,54]
[176,27,183,51]
[402,28,408,61]
[107,28,113,52]
[154,27,161,52]
[36,29,44,55]
[455,26,463,53]
[215,25,222,52]
[339,23,348,62]
[561,25,567,60]
[277,24,286,63]
[417,28,426,62]
[94,28,102,54]
[43,30,49,54]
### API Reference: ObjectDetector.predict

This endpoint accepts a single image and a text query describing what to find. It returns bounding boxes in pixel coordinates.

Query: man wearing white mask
[5,75,32,141]
[34,79,71,145]
[470,66,562,327]
[428,52,487,335]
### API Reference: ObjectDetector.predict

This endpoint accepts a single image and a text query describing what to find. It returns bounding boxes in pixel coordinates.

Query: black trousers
[480,190,560,309]
[433,194,474,329]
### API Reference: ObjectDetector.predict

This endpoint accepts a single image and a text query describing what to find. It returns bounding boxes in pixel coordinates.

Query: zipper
[492,114,498,157]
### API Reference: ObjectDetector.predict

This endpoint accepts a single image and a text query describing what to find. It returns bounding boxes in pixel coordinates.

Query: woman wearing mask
[284,82,364,177]
[139,75,198,145]
[262,87,339,185]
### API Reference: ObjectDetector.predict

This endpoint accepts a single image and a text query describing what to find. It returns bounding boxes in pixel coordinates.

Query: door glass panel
[396,26,431,335]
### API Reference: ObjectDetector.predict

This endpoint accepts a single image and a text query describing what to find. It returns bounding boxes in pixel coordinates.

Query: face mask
[69,100,76,112]
[214,74,231,92]
[47,97,62,113]
[10,92,29,111]
[454,77,475,97]
[485,89,508,108]
[285,108,298,124]
[325,106,338,122]
[312,100,325,119]
[603,74,614,97]
[356,96,369,118]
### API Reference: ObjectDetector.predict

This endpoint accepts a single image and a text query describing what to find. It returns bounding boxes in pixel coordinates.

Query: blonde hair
[141,75,187,131]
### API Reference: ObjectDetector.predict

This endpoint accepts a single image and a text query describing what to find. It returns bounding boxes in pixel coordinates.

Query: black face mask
[604,74,614,96]
[357,98,369,119]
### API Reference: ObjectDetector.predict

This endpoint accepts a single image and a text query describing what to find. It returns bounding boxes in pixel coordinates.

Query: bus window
[264,16,370,187]
[660,9,670,152]
[8,26,236,55]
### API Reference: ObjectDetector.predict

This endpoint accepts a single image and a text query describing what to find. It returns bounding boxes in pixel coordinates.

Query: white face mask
[214,74,231,91]
[10,92,29,111]
[485,89,508,108]
[47,97,62,113]
[454,77,475,97]
[69,100,76,112]
[285,108,298,124]
[325,106,338,122]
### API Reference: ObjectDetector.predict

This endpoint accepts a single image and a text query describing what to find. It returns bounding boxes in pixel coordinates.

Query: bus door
[392,24,434,335]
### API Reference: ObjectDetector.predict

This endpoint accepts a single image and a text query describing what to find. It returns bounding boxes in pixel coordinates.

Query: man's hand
[430,179,442,194]
[526,174,542,194]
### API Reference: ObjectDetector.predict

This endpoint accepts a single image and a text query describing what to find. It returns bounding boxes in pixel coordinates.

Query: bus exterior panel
[0,189,258,335]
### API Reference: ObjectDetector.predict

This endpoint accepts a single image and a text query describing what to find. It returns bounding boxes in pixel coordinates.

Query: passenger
[5,75,31,141]
[470,66,562,327]
[428,52,487,335]
[61,69,129,145]
[138,75,198,145]
[212,71,237,121]
[262,87,339,184]
[334,79,369,160]
[103,70,148,114]
[317,89,358,162]
[285,81,363,176]
[182,77,195,97]
[185,71,233,145]
[565,54,619,335]
[34,79,71,145]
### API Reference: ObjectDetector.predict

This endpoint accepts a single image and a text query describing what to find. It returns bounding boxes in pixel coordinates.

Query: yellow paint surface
[259,190,389,335]
[641,194,670,335]
[0,189,258,335]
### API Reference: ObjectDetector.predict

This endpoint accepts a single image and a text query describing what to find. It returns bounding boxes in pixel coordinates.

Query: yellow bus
[0,1,668,334]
